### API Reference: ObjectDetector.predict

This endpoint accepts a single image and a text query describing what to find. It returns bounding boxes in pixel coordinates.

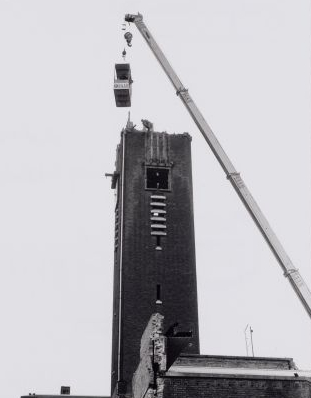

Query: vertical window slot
[156,284,162,304]
[150,193,167,248]
[156,235,162,250]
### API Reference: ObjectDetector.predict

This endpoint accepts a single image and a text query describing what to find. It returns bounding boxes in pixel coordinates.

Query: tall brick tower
[110,121,200,397]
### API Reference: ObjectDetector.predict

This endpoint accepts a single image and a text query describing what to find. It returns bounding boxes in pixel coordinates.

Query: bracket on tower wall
[105,172,119,189]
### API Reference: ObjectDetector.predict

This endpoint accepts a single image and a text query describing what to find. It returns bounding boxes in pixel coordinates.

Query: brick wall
[161,376,311,398]
[111,128,200,396]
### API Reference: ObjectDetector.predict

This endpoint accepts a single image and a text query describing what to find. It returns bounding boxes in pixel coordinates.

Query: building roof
[167,365,311,380]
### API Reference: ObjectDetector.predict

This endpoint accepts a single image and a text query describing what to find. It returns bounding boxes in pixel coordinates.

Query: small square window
[60,386,70,395]
[146,167,169,190]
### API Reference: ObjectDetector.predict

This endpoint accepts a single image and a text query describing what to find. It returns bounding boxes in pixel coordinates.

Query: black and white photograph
[1,1,311,397]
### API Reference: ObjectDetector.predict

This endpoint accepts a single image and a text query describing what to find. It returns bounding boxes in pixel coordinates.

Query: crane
[124,12,311,320]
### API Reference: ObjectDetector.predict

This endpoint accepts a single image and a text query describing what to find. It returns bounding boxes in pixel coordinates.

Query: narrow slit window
[156,284,162,304]
[146,167,169,190]
[156,235,161,250]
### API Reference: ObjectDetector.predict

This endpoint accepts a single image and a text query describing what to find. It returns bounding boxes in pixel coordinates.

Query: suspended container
[114,63,132,107]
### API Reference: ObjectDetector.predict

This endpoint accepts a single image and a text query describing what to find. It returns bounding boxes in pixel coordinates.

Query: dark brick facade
[111,126,200,396]
[161,376,311,398]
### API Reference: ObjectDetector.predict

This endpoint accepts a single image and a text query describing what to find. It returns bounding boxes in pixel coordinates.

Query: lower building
[132,313,311,398]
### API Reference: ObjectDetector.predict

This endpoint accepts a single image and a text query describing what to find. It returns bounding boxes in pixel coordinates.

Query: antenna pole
[244,324,249,356]
[250,326,255,357]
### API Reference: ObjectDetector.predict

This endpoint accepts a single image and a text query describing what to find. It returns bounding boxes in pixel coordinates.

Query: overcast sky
[1,1,311,397]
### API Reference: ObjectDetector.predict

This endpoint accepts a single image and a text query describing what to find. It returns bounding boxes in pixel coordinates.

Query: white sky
[1,1,311,397]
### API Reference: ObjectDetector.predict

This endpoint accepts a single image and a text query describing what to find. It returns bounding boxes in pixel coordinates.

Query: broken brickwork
[132,314,311,398]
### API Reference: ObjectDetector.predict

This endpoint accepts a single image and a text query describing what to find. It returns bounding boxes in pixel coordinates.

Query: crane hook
[124,32,133,47]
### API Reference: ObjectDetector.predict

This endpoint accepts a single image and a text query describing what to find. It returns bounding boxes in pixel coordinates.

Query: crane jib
[125,13,311,320]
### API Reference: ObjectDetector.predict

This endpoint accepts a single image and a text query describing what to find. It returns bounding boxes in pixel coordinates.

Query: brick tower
[110,121,200,397]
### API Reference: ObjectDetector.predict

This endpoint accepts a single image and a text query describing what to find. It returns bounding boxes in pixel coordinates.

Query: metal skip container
[114,63,132,107]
